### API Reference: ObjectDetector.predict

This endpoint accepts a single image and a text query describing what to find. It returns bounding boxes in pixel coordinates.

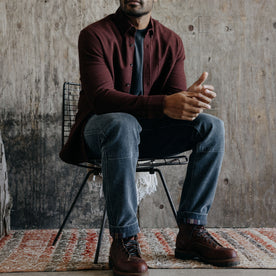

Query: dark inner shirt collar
[136,28,148,36]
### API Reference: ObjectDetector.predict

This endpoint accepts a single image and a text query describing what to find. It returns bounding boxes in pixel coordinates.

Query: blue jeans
[84,112,225,238]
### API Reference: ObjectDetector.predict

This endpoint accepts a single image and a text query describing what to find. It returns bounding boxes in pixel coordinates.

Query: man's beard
[122,0,153,17]
[124,9,150,17]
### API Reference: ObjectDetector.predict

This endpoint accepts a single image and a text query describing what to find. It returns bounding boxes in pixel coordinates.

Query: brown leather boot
[109,235,148,276]
[175,224,240,267]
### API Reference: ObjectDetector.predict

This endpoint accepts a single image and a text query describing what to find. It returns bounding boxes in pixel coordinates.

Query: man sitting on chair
[60,0,240,275]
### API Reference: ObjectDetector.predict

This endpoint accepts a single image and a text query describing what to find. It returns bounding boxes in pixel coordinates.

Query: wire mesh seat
[53,82,189,264]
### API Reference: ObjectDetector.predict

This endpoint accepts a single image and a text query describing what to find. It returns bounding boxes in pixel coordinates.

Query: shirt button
[126,83,130,87]
[130,43,134,47]
[130,64,133,67]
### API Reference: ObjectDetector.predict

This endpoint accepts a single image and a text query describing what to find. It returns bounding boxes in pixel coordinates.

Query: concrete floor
[0,270,275,276]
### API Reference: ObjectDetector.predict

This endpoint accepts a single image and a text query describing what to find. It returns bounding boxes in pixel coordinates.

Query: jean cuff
[109,222,140,239]
[177,211,207,225]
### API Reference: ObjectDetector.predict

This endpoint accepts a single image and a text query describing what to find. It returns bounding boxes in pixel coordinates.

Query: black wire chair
[53,82,189,264]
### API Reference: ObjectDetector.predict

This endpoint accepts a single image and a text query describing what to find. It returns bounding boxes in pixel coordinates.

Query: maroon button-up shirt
[60,8,187,164]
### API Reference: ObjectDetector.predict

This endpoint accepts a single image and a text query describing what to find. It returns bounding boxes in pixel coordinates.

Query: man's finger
[203,84,214,91]
[187,92,213,103]
[187,95,211,109]
[192,93,213,104]
[187,89,216,102]
[203,89,216,99]
[193,71,208,86]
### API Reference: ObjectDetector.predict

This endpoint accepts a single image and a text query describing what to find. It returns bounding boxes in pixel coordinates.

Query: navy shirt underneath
[130,28,147,96]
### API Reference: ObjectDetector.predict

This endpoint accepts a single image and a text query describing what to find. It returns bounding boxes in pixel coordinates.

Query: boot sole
[175,249,240,267]
[109,258,149,276]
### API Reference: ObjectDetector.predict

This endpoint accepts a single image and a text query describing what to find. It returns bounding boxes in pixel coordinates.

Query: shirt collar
[113,8,154,36]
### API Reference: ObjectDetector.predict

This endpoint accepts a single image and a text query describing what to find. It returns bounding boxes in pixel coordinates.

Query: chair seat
[77,155,188,170]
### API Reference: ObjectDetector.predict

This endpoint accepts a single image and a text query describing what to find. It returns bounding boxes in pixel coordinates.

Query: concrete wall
[0,0,275,229]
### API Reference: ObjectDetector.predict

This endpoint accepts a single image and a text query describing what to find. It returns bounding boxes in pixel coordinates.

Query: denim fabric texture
[84,112,225,238]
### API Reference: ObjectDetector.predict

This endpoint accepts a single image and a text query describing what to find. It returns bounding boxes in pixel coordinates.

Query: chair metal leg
[94,204,107,264]
[154,168,178,222]
[52,169,95,246]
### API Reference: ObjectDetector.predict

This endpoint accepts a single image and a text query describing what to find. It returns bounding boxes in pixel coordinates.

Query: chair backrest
[62,82,81,147]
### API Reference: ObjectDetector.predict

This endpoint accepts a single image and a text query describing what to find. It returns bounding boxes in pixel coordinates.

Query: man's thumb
[195,72,208,86]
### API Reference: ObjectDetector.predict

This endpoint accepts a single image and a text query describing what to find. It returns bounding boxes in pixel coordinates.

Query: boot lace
[193,226,221,248]
[123,236,141,258]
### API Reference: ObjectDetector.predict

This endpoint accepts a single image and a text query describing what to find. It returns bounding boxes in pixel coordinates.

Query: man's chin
[123,9,150,18]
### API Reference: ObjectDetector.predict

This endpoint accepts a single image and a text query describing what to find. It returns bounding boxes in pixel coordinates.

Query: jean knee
[103,113,142,142]
[195,114,225,148]
[212,116,225,138]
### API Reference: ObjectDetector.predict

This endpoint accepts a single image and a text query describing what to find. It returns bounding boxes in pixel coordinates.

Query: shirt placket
[125,29,136,93]
[143,33,151,96]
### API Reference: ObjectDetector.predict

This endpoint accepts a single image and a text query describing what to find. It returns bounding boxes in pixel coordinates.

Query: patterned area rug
[0,228,275,272]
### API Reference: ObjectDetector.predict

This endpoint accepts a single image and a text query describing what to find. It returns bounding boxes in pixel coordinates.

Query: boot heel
[175,249,197,260]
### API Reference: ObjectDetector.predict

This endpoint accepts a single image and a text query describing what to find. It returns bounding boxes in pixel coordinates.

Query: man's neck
[126,13,151,30]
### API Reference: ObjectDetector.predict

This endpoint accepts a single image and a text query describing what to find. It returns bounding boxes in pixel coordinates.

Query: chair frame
[53,82,189,264]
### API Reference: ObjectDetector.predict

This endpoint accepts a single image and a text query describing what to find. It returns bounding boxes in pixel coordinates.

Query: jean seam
[103,151,114,225]
[182,124,202,209]
[182,152,197,214]
[177,124,204,219]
